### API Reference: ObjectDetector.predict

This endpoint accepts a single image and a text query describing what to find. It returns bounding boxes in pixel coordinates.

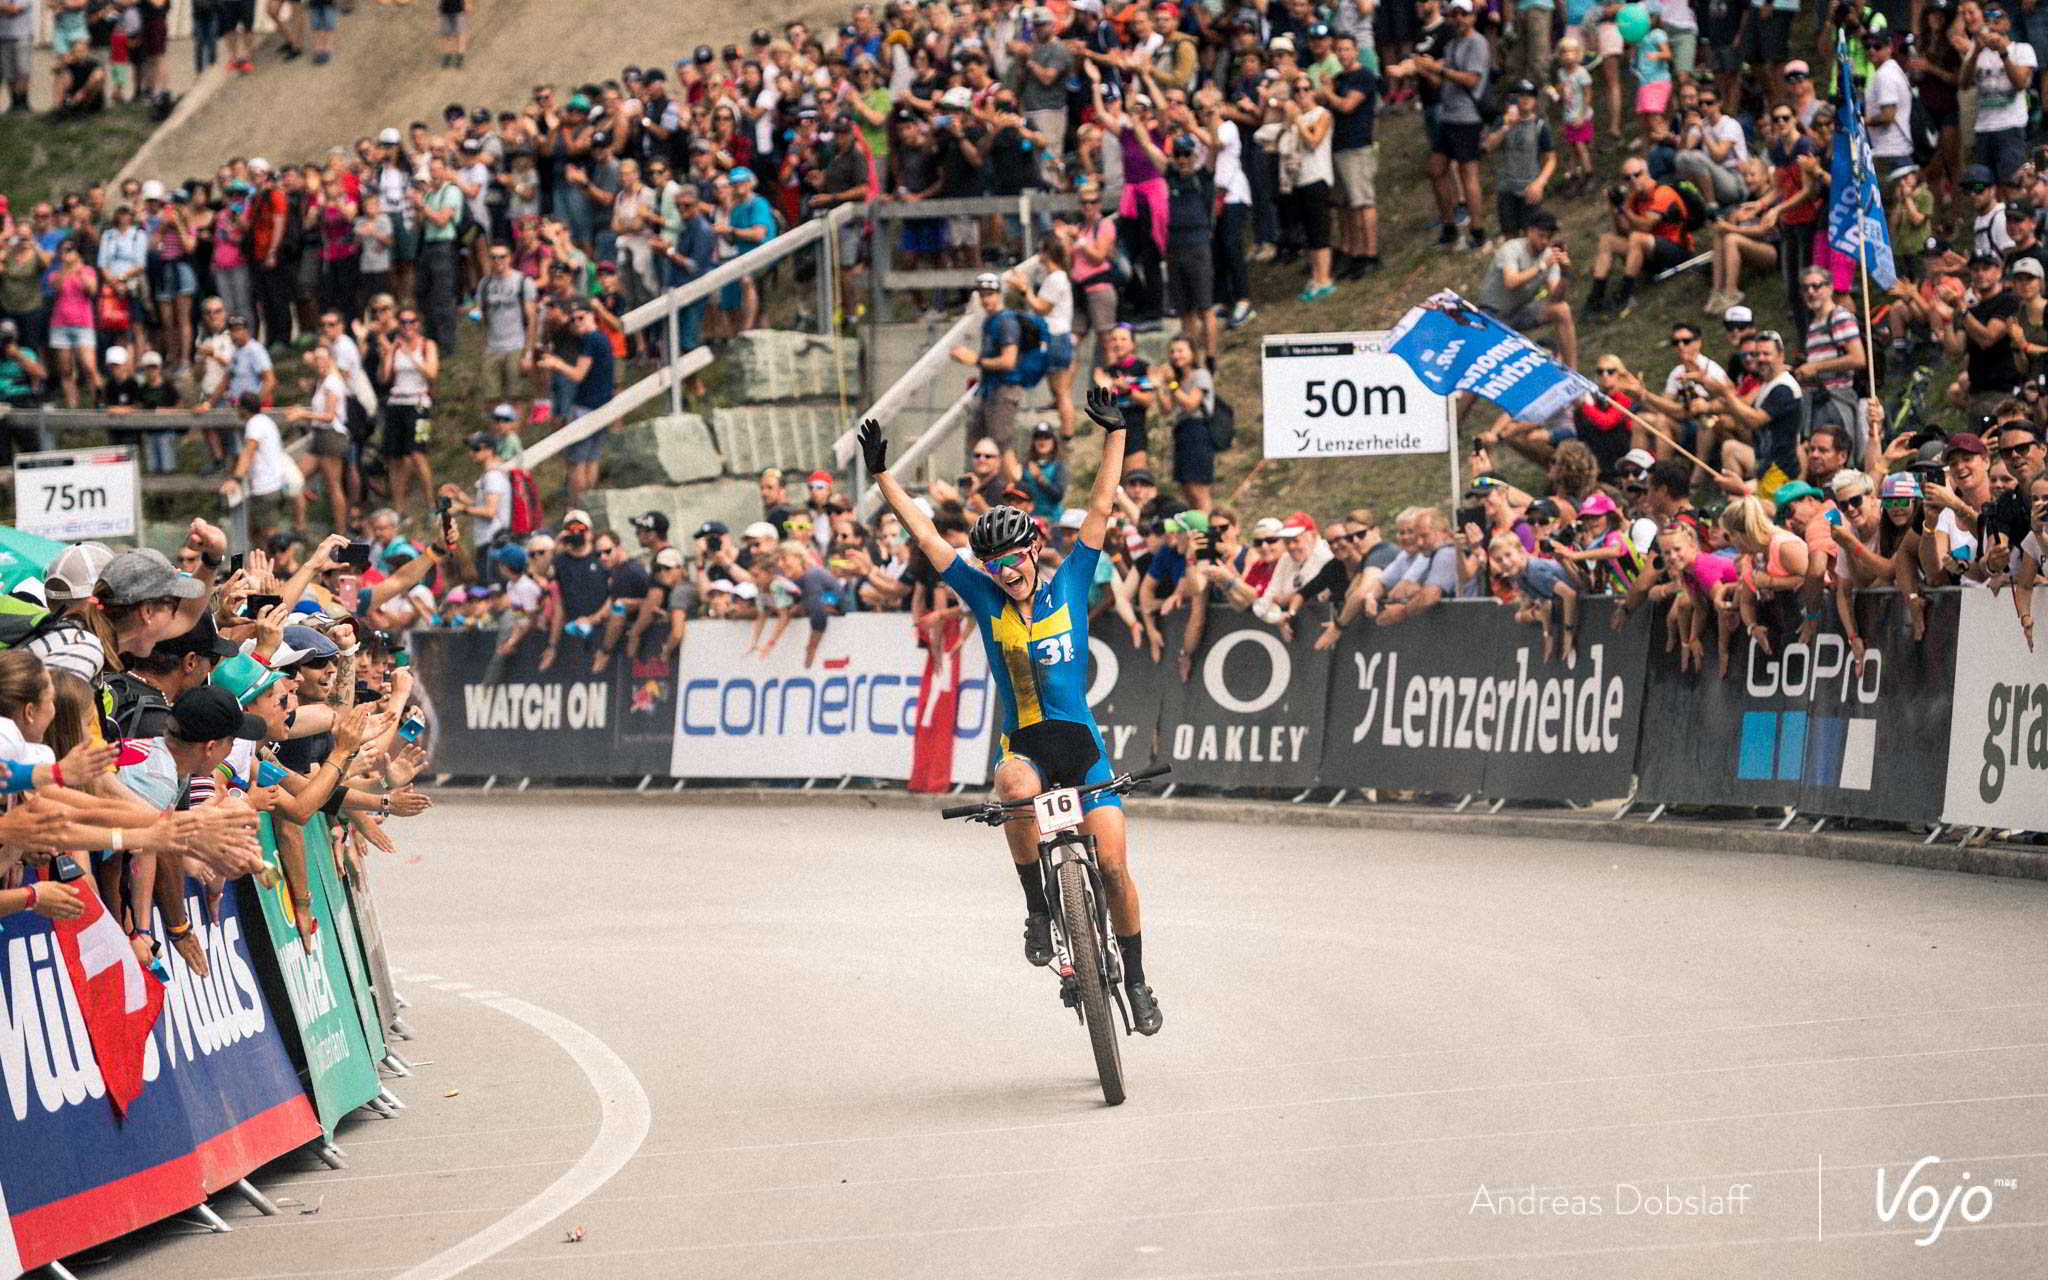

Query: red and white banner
[910,617,971,793]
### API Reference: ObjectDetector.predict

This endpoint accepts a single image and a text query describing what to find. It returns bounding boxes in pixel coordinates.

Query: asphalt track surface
[87,793,2048,1280]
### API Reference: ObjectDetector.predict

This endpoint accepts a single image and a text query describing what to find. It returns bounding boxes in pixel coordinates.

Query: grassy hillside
[1,102,158,211]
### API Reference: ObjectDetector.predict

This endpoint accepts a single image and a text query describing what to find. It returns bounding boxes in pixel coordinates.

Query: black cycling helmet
[969,506,1037,560]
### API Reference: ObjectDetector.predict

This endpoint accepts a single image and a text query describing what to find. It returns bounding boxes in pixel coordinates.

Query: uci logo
[1875,1156,1996,1246]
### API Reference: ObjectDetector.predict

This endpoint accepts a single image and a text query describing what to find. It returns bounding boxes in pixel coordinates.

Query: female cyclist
[857,389,1162,1035]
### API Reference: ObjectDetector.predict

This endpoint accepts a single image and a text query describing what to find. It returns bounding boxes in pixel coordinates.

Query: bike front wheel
[1058,858,1125,1106]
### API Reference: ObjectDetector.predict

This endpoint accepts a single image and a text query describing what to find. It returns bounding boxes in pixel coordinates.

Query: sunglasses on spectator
[973,449,1000,459]
[400,314,419,324]
[1882,497,1917,510]
[1596,365,1623,375]
[1802,280,1831,291]
[1999,439,2044,456]
[1670,333,1699,345]
[1255,536,1281,545]
[1771,111,1794,122]
[1839,493,1868,509]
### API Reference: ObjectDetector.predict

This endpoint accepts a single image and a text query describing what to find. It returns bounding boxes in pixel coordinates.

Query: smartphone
[393,649,412,668]
[1952,544,1976,564]
[397,710,426,743]
[339,541,373,571]
[50,853,86,882]
[256,760,290,787]
[1824,508,1845,526]
[229,551,248,576]
[335,574,361,615]
[242,592,284,616]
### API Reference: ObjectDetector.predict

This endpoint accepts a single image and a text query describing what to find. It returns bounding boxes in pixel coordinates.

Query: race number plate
[1032,787,1085,837]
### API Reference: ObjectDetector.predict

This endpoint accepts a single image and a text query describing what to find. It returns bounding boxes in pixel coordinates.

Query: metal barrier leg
[1776,808,1801,831]
[382,1049,413,1075]
[1642,803,1666,824]
[636,775,652,792]
[1487,797,1507,814]
[182,1203,232,1233]
[516,776,531,792]
[315,1141,347,1170]
[232,1179,281,1216]
[1923,823,1946,845]
[1326,789,1348,807]
[1290,788,1312,804]
[1810,816,1829,834]
[1453,794,1475,813]
[45,1262,83,1279]
[377,1086,407,1110]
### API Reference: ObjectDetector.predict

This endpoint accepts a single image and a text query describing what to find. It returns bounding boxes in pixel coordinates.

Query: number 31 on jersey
[1034,633,1075,666]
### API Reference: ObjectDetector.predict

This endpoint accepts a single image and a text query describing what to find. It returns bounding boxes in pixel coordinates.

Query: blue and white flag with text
[1828,32,1898,290]
[1386,292,1597,422]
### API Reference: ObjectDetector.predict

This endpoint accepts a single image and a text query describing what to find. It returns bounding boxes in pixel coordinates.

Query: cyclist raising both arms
[858,392,1162,1035]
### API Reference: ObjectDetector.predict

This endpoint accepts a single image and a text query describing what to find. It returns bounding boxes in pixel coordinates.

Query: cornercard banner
[669,616,993,783]
[1320,601,1651,802]
[1942,588,2048,830]
[1,880,318,1273]
[1155,611,1329,788]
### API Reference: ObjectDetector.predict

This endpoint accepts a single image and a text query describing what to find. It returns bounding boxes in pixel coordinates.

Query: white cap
[140,180,165,202]
[491,402,518,421]
[139,350,163,367]
[104,346,129,367]
[974,271,1002,292]
[940,86,974,109]
[1251,516,1284,539]
[1448,0,1474,10]
[744,520,779,540]
[708,579,735,593]
[1620,448,1656,472]
[377,126,402,144]
[732,580,760,600]
[1269,34,1296,52]
[44,542,115,602]
[560,508,594,529]
[1723,303,1754,325]
[248,156,272,174]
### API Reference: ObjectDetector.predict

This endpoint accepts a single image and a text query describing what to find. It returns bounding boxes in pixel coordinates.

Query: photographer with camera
[0,318,44,422]
[1584,159,1694,319]
[1478,209,1578,370]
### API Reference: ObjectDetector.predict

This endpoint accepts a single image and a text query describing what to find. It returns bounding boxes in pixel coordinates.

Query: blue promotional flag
[1385,291,1597,422]
[1829,32,1897,290]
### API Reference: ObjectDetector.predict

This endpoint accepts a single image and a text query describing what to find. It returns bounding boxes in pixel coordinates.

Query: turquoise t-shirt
[1633,28,1671,85]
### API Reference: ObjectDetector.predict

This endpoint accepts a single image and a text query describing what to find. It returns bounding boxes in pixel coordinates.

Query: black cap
[2009,201,2039,221]
[752,26,773,44]
[1124,467,1158,487]
[471,106,492,123]
[1170,133,1199,157]
[1865,26,1894,44]
[631,511,671,535]
[466,430,499,451]
[156,613,240,661]
[693,44,715,63]
[1509,78,1538,95]
[722,43,741,59]
[444,101,466,121]
[695,520,730,537]
[169,685,269,744]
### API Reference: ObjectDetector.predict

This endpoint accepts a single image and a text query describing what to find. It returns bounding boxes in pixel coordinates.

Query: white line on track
[386,991,652,1280]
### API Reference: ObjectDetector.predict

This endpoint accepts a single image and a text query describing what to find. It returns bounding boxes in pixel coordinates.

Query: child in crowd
[1630,9,1672,145]
[1552,37,1596,197]
[1488,531,1580,663]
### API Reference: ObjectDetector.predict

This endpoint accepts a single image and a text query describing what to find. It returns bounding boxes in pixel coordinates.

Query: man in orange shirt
[1585,158,1693,320]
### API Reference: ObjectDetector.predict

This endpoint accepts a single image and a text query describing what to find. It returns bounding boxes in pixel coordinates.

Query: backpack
[0,596,55,650]
[505,467,543,536]
[992,310,1051,389]
[1669,178,1711,233]
[1208,391,1237,451]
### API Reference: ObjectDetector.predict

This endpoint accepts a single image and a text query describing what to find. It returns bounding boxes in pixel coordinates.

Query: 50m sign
[1262,331,1452,460]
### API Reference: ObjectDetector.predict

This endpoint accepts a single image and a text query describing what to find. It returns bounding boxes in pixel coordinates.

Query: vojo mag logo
[1734,632,1882,790]
[1874,1155,2003,1246]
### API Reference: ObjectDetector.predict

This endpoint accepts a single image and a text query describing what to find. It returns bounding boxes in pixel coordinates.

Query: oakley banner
[1942,588,2048,830]
[1085,623,1169,773]
[669,616,994,783]
[1155,610,1330,789]
[1319,600,1651,802]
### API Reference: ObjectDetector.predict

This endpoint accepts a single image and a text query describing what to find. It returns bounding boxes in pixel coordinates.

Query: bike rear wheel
[1058,858,1124,1106]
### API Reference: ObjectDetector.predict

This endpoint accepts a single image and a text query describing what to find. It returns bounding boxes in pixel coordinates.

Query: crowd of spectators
[7,0,2048,668]
[0,517,432,997]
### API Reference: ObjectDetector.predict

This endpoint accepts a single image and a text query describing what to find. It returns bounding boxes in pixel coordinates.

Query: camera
[1455,502,1486,532]
[1607,185,1627,207]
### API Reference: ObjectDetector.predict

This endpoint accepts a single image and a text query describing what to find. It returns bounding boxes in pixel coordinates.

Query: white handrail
[855,387,976,521]
[520,347,712,470]
[620,203,858,335]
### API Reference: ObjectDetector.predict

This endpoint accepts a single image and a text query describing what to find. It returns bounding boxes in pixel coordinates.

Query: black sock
[1588,276,1609,307]
[1116,932,1145,987]
[1016,860,1048,916]
[1616,278,1637,307]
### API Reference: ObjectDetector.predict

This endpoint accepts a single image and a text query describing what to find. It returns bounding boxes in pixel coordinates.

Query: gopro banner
[669,616,993,783]
[1319,601,1651,802]
[1085,624,1168,773]
[1942,589,2048,830]
[1155,611,1330,789]
[1635,595,1813,810]
[1799,590,1958,824]
[0,880,318,1274]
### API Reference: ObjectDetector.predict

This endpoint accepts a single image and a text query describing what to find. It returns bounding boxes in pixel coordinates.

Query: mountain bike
[941,764,1171,1106]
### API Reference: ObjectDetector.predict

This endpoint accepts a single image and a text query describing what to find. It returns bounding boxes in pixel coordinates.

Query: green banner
[246,815,381,1136]
[306,816,390,1064]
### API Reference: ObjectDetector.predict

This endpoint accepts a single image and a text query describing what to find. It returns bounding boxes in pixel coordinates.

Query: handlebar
[940,764,1172,823]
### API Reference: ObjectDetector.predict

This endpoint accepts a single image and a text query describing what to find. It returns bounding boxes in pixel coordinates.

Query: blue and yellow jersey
[942,541,1101,741]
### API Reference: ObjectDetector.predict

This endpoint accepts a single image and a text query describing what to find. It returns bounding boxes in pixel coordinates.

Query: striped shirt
[1802,304,1861,395]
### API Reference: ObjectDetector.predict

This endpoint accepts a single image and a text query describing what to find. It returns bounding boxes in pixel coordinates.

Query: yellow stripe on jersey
[990,603,1071,728]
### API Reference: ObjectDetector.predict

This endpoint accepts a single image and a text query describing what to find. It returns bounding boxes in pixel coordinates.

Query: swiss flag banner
[53,878,166,1116]
[909,617,967,793]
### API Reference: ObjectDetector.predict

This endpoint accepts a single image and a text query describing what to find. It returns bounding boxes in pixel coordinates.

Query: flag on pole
[1385,291,1598,422]
[1828,32,1898,290]
[53,878,167,1116]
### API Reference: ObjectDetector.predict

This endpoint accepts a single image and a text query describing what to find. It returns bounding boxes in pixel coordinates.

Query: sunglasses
[1255,536,1281,546]
[1803,281,1832,291]
[982,549,1031,574]
[1596,366,1623,375]
[973,451,1000,460]
[1839,493,1867,509]
[1671,334,1699,345]
[1999,440,2043,456]
[1771,112,1794,122]
[1882,497,1917,510]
